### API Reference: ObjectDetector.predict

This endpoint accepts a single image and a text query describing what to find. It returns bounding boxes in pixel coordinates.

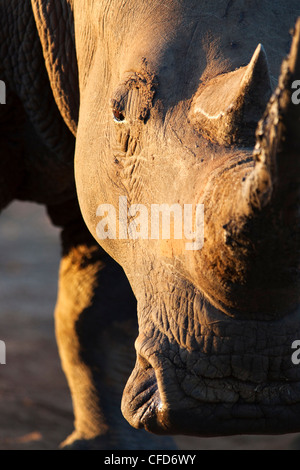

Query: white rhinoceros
[1,0,300,449]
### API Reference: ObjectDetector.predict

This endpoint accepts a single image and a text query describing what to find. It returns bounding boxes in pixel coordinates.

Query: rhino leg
[47,199,176,450]
[0,90,25,212]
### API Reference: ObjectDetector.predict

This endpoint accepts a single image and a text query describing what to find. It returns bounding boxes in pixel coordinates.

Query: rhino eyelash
[113,108,126,123]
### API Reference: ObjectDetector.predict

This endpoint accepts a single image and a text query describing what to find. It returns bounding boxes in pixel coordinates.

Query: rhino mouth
[122,361,300,436]
[121,305,300,436]
[121,357,163,432]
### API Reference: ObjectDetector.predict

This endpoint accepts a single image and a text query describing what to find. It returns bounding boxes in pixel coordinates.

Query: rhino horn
[244,17,300,211]
[215,20,300,317]
[192,44,273,145]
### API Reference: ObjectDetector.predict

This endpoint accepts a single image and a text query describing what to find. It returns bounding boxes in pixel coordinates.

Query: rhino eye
[113,108,125,123]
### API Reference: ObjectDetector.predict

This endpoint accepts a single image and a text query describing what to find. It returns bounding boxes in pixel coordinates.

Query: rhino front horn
[211,19,300,317]
[191,44,273,146]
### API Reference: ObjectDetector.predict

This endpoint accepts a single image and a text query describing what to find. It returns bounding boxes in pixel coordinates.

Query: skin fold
[0,0,300,449]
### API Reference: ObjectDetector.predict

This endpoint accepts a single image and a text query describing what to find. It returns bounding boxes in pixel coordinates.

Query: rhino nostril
[137,354,153,371]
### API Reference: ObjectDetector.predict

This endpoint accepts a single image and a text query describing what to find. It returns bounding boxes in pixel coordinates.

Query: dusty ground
[0,200,299,450]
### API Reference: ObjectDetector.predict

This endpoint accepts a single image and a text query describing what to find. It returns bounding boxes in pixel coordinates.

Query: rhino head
[71,1,300,436]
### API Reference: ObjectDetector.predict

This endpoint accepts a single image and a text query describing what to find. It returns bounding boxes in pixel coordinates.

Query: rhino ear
[31,0,79,136]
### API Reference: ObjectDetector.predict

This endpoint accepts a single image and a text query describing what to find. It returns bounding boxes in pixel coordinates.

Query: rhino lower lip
[122,328,300,436]
[124,363,300,436]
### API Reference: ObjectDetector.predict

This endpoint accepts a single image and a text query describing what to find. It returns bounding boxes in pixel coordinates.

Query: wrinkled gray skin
[1,0,300,450]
